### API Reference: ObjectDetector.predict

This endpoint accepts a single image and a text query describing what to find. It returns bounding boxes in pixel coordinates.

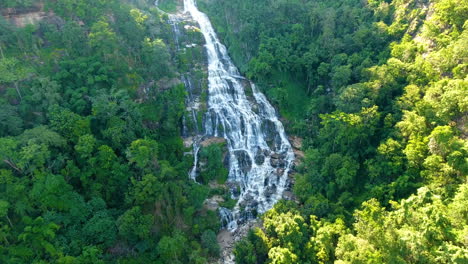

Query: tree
[0,57,32,100]
[129,173,162,206]
[19,126,66,149]
[87,145,130,205]
[330,65,352,89]
[201,229,220,257]
[27,77,62,114]
[263,209,308,255]
[0,137,21,173]
[30,173,76,212]
[117,206,154,242]
[268,247,298,264]
[75,134,97,160]
[157,233,187,264]
[319,106,380,157]
[234,239,257,264]
[0,99,23,136]
[17,216,60,260]
[321,153,358,191]
[82,211,117,248]
[141,37,172,78]
[198,144,228,184]
[126,139,158,171]
[306,218,347,264]
[0,200,13,230]
[88,19,118,60]
[48,106,91,142]
[17,142,50,173]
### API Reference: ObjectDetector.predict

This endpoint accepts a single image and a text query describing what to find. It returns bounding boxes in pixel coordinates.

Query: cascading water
[168,15,181,51]
[183,0,295,230]
[182,75,202,182]
[159,2,202,182]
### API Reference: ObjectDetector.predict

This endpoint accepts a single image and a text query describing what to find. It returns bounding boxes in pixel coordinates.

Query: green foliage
[156,232,188,264]
[157,0,178,13]
[0,1,218,263]
[223,0,468,263]
[198,143,228,184]
[117,206,154,242]
[234,239,257,264]
[1,0,466,263]
[200,0,392,119]
[126,138,158,171]
[16,216,60,260]
[201,229,220,257]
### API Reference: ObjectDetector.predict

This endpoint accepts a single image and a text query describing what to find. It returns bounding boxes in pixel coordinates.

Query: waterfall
[168,14,181,51]
[184,0,295,230]
[161,2,203,182]
[182,75,202,181]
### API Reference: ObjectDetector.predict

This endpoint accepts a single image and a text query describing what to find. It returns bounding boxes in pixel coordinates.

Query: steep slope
[198,0,467,263]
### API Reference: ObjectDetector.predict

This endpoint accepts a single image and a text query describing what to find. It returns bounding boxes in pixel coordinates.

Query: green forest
[0,0,220,263]
[0,0,467,263]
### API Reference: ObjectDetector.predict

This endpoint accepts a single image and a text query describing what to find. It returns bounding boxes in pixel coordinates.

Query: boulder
[234,150,252,174]
[254,153,265,165]
[289,136,303,150]
[270,158,286,168]
[200,136,226,147]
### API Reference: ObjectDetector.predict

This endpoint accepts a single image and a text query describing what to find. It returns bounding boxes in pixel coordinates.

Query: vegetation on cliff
[0,0,221,263]
[201,0,467,262]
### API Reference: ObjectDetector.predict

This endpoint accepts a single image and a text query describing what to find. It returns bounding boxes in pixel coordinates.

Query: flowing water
[182,0,295,230]
[168,15,181,51]
[182,75,201,182]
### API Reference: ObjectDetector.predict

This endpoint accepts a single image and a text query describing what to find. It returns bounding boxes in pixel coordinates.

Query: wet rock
[273,134,283,151]
[270,152,286,160]
[254,153,265,165]
[238,193,254,208]
[270,158,286,168]
[264,185,277,198]
[276,168,285,175]
[227,182,241,197]
[270,159,279,167]
[219,207,236,230]
[270,153,280,160]
[238,207,258,224]
[264,177,269,187]
[223,153,230,168]
[261,119,276,145]
[234,150,252,174]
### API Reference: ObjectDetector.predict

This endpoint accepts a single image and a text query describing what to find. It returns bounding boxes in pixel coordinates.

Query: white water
[182,75,202,182]
[184,0,294,230]
[168,15,181,51]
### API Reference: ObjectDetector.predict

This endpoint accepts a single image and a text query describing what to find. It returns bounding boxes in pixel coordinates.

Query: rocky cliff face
[1,3,51,27]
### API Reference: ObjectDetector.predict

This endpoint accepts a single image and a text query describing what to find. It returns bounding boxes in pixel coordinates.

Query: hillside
[0,0,224,263]
[200,0,468,263]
